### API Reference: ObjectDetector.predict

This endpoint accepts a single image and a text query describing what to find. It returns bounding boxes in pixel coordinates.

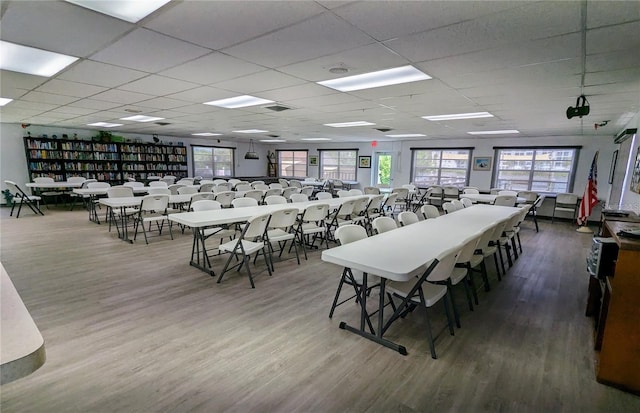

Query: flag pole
[576,151,599,233]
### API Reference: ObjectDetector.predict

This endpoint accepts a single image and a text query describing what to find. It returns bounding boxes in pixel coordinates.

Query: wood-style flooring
[1,205,639,412]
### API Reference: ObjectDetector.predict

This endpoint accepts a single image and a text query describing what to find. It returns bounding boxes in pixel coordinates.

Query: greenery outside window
[411,149,471,186]
[192,145,233,178]
[494,147,578,192]
[320,150,357,181]
[277,150,308,178]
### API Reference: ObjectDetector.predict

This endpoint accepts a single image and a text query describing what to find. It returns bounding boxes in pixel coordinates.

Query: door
[374,152,394,188]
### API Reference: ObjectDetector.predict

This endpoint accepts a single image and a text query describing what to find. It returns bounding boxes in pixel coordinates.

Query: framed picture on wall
[308,155,319,166]
[358,156,371,168]
[630,147,640,194]
[473,156,492,171]
[608,150,618,185]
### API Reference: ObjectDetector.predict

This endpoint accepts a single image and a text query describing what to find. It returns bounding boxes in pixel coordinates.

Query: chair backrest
[300,186,314,196]
[178,186,198,195]
[332,179,344,189]
[148,187,171,195]
[228,178,241,187]
[494,195,516,207]
[352,196,369,215]
[177,178,194,185]
[476,224,497,252]
[372,216,398,234]
[289,193,309,203]
[348,189,363,196]
[199,179,215,185]
[426,246,461,283]
[336,199,357,218]
[124,181,144,188]
[269,183,283,189]
[517,191,538,203]
[288,180,302,188]
[250,180,265,187]
[33,177,54,183]
[140,194,169,212]
[282,187,300,199]
[381,192,399,209]
[421,204,440,219]
[316,192,333,200]
[80,179,97,188]
[489,188,501,195]
[366,194,385,214]
[442,202,457,214]
[498,190,518,196]
[87,182,111,189]
[147,175,161,181]
[429,186,443,196]
[398,211,419,226]
[402,184,417,191]
[213,179,227,185]
[443,186,460,197]
[214,183,232,192]
[253,183,270,191]
[243,213,271,239]
[236,184,252,192]
[391,187,409,199]
[302,203,329,222]
[269,207,298,229]
[191,199,222,211]
[149,181,168,187]
[456,232,483,264]
[533,194,546,208]
[215,191,235,207]
[242,190,263,202]
[161,177,176,185]
[190,192,216,203]
[107,186,134,198]
[463,188,479,194]
[199,183,215,192]
[335,224,368,245]
[451,199,465,210]
[278,178,290,187]
[337,190,351,198]
[264,195,288,205]
[364,186,380,195]
[168,184,185,195]
[67,176,86,184]
[264,188,282,198]
[232,197,258,208]
[4,180,25,196]
[461,198,473,208]
[556,193,578,205]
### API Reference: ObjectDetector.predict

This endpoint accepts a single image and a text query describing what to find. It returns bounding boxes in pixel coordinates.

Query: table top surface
[26,181,84,188]
[73,187,149,195]
[321,204,521,281]
[98,194,192,207]
[460,193,526,203]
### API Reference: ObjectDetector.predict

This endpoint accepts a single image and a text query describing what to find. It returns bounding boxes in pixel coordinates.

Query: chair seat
[219,239,264,255]
[267,228,295,242]
[555,207,576,212]
[387,280,448,307]
[450,267,467,285]
[470,254,484,267]
[141,213,168,223]
[301,222,325,234]
[13,195,41,203]
[481,246,497,257]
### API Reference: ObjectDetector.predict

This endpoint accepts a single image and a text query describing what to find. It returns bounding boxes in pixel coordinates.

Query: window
[277,150,307,178]
[320,150,357,181]
[412,149,471,186]
[494,147,578,192]
[192,146,233,178]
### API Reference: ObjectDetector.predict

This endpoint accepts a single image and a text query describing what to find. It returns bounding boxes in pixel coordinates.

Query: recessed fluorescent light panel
[422,112,494,121]
[301,138,332,141]
[468,130,520,135]
[204,95,274,109]
[233,129,268,134]
[0,40,78,77]
[0,98,13,106]
[324,121,375,128]
[120,115,165,122]
[192,132,222,136]
[386,134,426,138]
[317,65,431,92]
[260,139,286,143]
[88,122,123,128]
[65,0,171,23]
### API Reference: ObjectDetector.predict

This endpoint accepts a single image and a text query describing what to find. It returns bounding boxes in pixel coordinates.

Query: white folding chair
[5,180,43,218]
[264,195,288,205]
[266,207,301,265]
[398,211,419,226]
[133,194,173,244]
[289,193,309,203]
[420,204,440,219]
[372,216,397,234]
[295,203,330,258]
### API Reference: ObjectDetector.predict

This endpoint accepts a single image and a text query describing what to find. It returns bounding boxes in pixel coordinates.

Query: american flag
[577,151,599,225]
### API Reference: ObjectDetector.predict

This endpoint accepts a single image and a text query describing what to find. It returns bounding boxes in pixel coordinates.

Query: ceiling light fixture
[317,65,431,92]
[191,132,222,136]
[0,98,13,107]
[233,129,268,134]
[0,40,78,77]
[244,139,259,160]
[65,0,171,23]
[385,133,426,138]
[467,130,520,135]
[88,122,123,128]
[120,115,165,122]
[204,95,274,109]
[260,139,286,143]
[301,138,332,141]
[324,121,375,128]
[422,112,494,121]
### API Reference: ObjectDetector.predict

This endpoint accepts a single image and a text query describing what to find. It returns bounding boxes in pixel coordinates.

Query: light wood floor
[1,205,639,412]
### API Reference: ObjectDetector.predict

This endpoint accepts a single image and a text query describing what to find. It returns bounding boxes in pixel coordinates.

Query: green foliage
[377,155,391,185]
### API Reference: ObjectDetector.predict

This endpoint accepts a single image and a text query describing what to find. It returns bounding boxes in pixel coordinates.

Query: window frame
[410,147,473,187]
[318,149,358,181]
[492,146,580,193]
[276,149,308,179]
[191,145,235,178]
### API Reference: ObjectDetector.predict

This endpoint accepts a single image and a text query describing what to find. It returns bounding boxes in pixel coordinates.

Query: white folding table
[73,187,149,223]
[321,204,522,355]
[459,193,526,204]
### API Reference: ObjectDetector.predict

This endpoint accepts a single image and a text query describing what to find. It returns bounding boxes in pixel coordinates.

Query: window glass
[412,149,471,186]
[320,150,357,181]
[192,146,233,178]
[495,148,577,192]
[278,150,308,178]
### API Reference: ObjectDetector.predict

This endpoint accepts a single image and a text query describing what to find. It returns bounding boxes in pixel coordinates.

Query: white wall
[617,113,640,214]
[0,123,269,197]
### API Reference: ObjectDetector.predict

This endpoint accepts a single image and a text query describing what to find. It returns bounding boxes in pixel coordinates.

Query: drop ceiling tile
[117,75,200,95]
[58,61,147,88]
[133,97,192,111]
[586,20,640,55]
[4,100,59,112]
[166,86,235,104]
[90,89,156,104]
[212,70,306,94]
[91,28,211,72]
[171,103,224,115]
[68,99,130,111]
[585,67,640,86]
[35,79,107,98]
[20,91,79,105]
[587,50,640,73]
[159,52,265,85]
[223,13,374,68]
[1,1,133,57]
[46,106,99,116]
[0,70,48,91]
[258,83,335,102]
[587,0,640,28]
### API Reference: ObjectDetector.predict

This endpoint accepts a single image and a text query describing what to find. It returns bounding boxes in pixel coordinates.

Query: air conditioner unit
[614,128,637,144]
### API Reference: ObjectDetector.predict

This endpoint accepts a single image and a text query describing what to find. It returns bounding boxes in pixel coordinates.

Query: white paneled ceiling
[1,0,638,143]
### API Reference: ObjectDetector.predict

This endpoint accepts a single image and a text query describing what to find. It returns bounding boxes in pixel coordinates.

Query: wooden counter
[596,220,640,394]
[0,263,46,384]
